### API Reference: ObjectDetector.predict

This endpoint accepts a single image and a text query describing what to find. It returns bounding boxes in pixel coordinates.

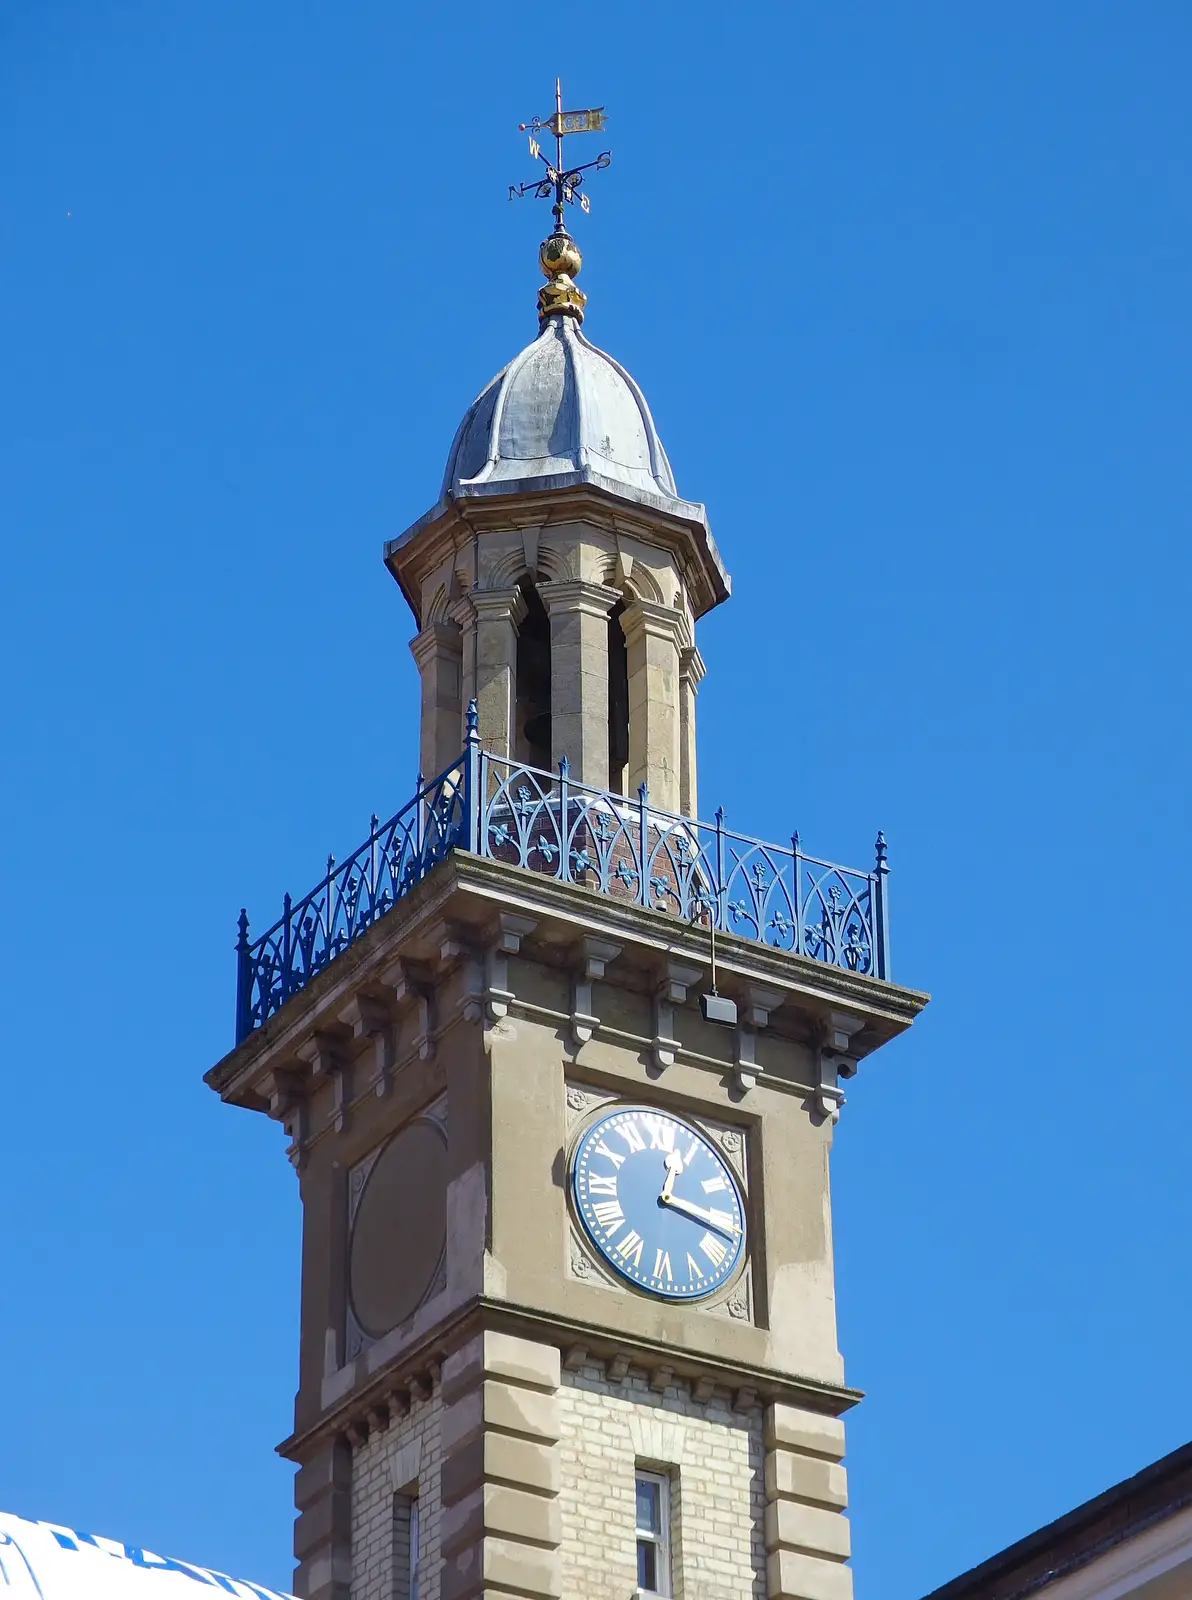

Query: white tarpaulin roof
[0,1514,293,1600]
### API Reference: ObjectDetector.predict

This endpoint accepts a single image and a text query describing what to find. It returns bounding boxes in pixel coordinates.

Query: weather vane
[509,78,611,233]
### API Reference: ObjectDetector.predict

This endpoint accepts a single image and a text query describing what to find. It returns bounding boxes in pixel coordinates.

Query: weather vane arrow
[509,77,611,229]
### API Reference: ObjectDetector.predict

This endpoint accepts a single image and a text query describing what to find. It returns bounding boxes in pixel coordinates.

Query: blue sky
[1,3,1189,1596]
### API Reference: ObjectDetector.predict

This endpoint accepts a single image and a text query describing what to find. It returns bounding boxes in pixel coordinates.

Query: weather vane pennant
[509,77,611,225]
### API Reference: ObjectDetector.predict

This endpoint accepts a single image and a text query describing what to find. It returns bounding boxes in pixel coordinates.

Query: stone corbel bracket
[485,912,537,1023]
[816,1009,865,1122]
[735,984,787,1094]
[427,921,485,1026]
[379,956,437,1065]
[653,960,703,1069]
[571,937,622,1049]
[297,1031,350,1136]
[258,1065,308,1169]
[338,994,393,1098]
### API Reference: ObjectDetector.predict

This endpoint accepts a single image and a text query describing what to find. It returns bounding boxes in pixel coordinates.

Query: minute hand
[660,1194,740,1236]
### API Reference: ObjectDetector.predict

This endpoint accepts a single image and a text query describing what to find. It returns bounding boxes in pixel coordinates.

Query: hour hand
[659,1148,683,1201]
[659,1194,740,1237]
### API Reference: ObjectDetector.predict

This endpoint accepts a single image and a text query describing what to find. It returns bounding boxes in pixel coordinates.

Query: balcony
[233,706,891,1044]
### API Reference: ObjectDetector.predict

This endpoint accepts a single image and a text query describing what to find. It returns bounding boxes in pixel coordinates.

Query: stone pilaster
[470,588,528,760]
[293,1436,353,1600]
[440,1331,563,1600]
[539,579,621,789]
[410,620,464,785]
[764,1404,852,1600]
[621,599,686,814]
[678,643,705,820]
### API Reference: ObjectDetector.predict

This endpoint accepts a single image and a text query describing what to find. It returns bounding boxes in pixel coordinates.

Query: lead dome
[441,312,686,514]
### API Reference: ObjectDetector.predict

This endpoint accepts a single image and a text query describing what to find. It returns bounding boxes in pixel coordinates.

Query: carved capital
[679,644,707,690]
[470,585,529,629]
[538,578,622,622]
[408,619,463,672]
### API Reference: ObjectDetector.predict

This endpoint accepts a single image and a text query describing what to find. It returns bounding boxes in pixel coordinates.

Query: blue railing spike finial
[465,699,480,738]
[370,813,379,835]
[236,744,891,1042]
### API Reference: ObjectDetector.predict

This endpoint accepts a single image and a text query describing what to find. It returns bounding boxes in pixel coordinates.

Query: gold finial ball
[540,232,583,282]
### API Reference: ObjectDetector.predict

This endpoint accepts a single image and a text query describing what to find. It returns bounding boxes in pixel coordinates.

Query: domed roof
[385,232,730,620]
[441,313,691,517]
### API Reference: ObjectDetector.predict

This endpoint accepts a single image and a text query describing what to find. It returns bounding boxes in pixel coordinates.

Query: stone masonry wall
[351,1389,443,1600]
[559,1363,767,1600]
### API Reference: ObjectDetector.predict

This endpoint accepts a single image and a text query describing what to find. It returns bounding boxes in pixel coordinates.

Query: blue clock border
[567,1099,750,1307]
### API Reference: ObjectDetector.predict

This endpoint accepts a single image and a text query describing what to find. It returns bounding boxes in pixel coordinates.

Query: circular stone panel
[349,1120,447,1339]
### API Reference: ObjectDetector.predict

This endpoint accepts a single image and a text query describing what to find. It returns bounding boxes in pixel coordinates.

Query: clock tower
[206,114,926,1600]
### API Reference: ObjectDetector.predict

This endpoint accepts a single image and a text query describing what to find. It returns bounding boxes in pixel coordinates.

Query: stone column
[679,643,705,820]
[410,620,464,783]
[538,580,620,790]
[440,1330,563,1600]
[470,588,527,760]
[621,599,686,814]
[764,1404,852,1600]
[292,1436,353,1600]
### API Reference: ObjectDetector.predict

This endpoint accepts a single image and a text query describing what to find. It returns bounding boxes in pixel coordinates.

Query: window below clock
[635,1469,672,1596]
[392,1490,420,1600]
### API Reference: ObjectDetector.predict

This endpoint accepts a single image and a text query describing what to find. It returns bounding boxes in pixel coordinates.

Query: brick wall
[351,1390,443,1600]
[559,1363,767,1600]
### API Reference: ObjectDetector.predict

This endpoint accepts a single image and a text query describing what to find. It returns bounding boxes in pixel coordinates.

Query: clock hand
[659,1148,684,1202]
[659,1193,740,1237]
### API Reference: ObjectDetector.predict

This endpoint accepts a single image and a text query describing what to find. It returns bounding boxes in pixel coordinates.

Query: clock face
[571,1104,746,1302]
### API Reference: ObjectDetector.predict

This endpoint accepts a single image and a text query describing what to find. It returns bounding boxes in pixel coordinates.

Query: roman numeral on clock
[592,1200,624,1234]
[699,1231,728,1268]
[615,1229,645,1268]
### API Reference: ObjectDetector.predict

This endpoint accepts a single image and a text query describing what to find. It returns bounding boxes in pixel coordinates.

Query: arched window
[608,599,630,795]
[515,579,552,770]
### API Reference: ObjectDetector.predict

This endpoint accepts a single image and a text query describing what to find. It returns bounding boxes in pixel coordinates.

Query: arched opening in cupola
[608,600,630,795]
[515,579,552,770]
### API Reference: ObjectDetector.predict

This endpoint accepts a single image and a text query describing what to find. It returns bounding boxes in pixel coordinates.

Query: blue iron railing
[235,705,890,1042]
